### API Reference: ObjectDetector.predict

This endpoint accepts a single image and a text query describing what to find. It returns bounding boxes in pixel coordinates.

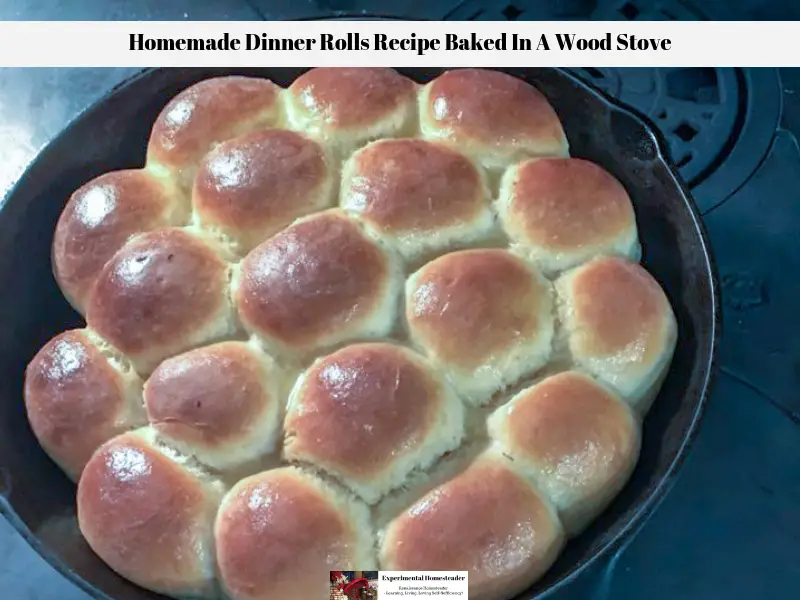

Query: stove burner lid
[567,67,740,187]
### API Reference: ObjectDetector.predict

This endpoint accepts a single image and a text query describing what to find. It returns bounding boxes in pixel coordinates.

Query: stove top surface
[0,1,798,599]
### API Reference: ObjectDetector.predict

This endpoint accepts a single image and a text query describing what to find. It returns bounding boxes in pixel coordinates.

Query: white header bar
[0,21,796,67]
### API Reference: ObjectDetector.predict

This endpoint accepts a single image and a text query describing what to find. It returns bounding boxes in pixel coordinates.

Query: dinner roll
[380,450,564,600]
[340,138,494,263]
[405,249,554,405]
[284,343,464,504]
[144,341,285,472]
[52,169,187,313]
[555,256,677,413]
[86,228,237,375]
[77,428,225,599]
[419,69,569,173]
[233,210,401,362]
[147,76,282,191]
[286,68,418,158]
[24,329,145,480]
[487,371,640,535]
[497,157,640,275]
[214,467,375,600]
[192,128,335,254]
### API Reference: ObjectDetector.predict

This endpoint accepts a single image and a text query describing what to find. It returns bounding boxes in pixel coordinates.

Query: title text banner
[0,21,795,67]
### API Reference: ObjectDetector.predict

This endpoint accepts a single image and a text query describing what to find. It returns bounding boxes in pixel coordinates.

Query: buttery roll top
[214,467,375,600]
[192,128,335,254]
[52,169,187,313]
[380,450,565,600]
[487,371,640,536]
[286,67,418,156]
[147,76,282,190]
[86,227,237,375]
[340,138,494,263]
[497,157,641,275]
[77,429,226,599]
[405,249,554,405]
[283,343,465,504]
[233,210,401,361]
[555,256,677,413]
[24,329,146,480]
[419,69,569,172]
[144,341,285,472]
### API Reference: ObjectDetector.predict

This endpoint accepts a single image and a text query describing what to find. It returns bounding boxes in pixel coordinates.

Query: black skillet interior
[0,67,719,600]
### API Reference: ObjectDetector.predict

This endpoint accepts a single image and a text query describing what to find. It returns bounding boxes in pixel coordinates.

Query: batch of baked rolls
[24,67,678,600]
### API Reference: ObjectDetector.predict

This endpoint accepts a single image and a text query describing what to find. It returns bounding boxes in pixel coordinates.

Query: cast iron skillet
[0,67,720,600]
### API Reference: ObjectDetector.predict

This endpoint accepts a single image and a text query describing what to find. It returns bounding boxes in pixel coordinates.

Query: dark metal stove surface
[1,1,798,599]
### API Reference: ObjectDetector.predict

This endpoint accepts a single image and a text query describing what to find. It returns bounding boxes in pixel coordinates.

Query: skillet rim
[0,65,721,600]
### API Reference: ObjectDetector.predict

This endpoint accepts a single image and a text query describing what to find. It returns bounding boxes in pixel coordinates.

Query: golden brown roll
[86,227,237,375]
[405,249,554,405]
[233,210,401,361]
[497,157,640,275]
[192,128,335,254]
[284,343,464,504]
[340,138,494,263]
[52,169,187,313]
[487,371,640,535]
[555,256,677,413]
[77,428,226,599]
[214,467,375,600]
[23,329,146,480]
[380,450,564,600]
[144,341,285,472]
[419,69,569,172]
[286,67,418,157]
[147,76,282,191]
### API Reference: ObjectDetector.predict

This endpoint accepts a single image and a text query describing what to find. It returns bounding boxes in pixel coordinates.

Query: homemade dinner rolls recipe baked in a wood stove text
[28,68,681,600]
